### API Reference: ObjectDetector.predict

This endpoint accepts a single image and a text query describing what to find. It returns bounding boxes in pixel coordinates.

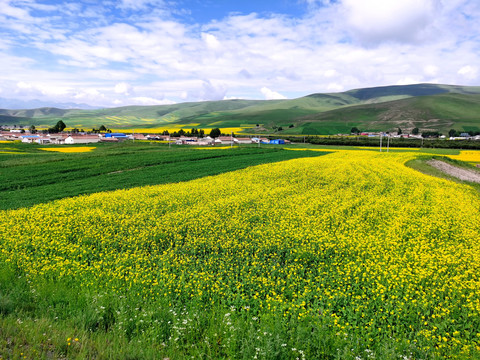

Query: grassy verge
[406,155,480,192]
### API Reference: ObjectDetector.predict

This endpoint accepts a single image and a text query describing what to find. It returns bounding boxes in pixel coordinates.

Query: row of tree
[351,127,419,135]
[161,128,230,138]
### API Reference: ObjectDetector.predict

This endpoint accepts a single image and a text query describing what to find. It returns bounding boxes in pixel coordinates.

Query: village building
[20,135,40,143]
[235,137,253,144]
[131,133,147,140]
[65,134,102,144]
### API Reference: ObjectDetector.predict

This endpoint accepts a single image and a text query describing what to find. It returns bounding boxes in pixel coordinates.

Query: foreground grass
[0,265,443,360]
[0,142,325,210]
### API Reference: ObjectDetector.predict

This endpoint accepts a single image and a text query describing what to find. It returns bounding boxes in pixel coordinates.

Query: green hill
[298,93,480,135]
[1,83,479,134]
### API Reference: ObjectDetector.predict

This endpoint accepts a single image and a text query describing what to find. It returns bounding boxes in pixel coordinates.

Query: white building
[65,135,102,144]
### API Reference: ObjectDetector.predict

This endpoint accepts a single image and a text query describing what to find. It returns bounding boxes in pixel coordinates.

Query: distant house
[218,136,235,145]
[175,136,197,145]
[146,134,170,140]
[269,139,285,145]
[100,137,119,142]
[196,138,214,146]
[36,137,51,144]
[1,132,19,141]
[48,134,68,144]
[105,133,129,140]
[65,135,101,144]
[235,137,253,144]
[21,135,40,143]
[131,133,147,140]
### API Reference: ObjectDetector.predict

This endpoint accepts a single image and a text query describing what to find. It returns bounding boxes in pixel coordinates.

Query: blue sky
[0,0,479,107]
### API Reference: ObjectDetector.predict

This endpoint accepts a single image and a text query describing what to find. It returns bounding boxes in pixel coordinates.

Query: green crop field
[0,142,326,210]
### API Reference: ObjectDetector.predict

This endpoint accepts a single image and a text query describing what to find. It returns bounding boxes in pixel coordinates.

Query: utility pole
[379,133,383,152]
[387,134,390,152]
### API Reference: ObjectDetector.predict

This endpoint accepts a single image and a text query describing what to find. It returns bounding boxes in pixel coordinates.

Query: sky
[0,0,479,108]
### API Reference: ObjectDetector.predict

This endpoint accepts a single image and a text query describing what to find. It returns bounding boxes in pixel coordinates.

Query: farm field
[1,144,480,359]
[0,142,324,210]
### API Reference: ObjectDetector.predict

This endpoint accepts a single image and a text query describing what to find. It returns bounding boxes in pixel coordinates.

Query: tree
[412,127,419,135]
[49,120,67,133]
[209,128,221,138]
[278,126,283,131]
[421,131,441,138]
[56,120,66,132]
[29,125,37,134]
[448,129,457,137]
[397,127,402,135]
[99,125,107,132]
[351,127,360,134]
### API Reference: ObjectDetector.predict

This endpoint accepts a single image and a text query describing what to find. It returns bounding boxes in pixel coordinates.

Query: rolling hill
[1,83,479,135]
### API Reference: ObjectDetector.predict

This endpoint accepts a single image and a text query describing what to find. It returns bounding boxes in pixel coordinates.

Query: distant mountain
[298,92,480,135]
[1,84,479,135]
[0,97,98,110]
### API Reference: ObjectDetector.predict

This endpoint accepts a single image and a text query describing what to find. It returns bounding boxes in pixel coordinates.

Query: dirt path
[427,159,480,183]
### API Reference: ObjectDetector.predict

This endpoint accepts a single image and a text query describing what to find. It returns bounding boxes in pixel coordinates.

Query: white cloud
[324,69,338,78]
[424,65,439,77]
[0,0,33,20]
[396,77,422,86]
[261,87,287,100]
[0,0,479,107]
[458,65,478,80]
[202,33,221,50]
[128,97,176,105]
[341,0,441,44]
[114,82,133,95]
[326,83,344,92]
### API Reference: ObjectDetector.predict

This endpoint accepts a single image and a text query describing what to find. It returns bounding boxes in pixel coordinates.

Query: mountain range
[1,83,479,135]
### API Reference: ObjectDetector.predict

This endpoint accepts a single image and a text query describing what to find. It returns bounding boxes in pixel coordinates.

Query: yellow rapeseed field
[448,150,480,164]
[39,147,96,153]
[1,150,479,357]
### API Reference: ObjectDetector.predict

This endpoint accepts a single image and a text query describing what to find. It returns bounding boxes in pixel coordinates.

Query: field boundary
[428,159,480,183]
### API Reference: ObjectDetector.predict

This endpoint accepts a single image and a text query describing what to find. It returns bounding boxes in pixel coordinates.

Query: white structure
[21,135,40,143]
[65,135,101,144]
[235,137,253,144]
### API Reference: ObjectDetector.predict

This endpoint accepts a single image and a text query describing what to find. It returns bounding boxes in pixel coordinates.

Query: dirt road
[427,159,480,183]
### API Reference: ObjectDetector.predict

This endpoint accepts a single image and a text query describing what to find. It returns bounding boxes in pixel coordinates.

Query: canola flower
[115,126,250,134]
[39,147,96,153]
[1,150,480,357]
[0,147,25,154]
[448,150,480,164]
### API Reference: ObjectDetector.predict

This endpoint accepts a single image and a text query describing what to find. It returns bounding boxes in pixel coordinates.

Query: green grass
[302,93,480,134]
[0,142,326,210]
